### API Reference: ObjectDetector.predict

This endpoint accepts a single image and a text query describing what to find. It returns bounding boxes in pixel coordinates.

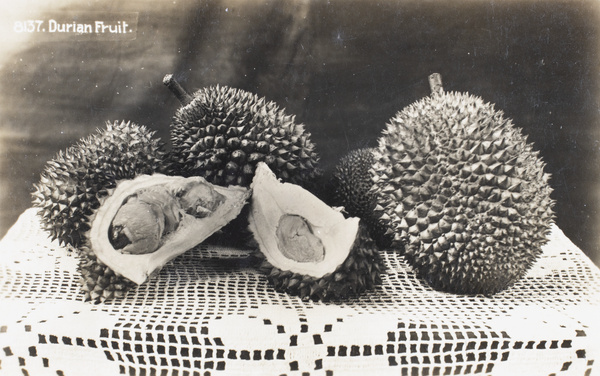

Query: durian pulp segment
[249,163,359,278]
[109,187,182,255]
[89,174,250,284]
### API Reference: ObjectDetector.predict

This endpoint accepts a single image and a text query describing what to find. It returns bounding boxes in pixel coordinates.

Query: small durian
[31,120,167,247]
[164,74,321,188]
[371,73,555,295]
[330,148,393,249]
[249,162,384,301]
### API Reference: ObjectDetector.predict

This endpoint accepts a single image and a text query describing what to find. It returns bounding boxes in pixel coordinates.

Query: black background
[1,0,598,266]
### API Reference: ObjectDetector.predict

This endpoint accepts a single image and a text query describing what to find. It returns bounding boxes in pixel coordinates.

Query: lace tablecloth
[1,208,599,375]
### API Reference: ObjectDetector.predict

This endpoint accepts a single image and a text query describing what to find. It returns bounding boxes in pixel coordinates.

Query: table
[1,208,599,375]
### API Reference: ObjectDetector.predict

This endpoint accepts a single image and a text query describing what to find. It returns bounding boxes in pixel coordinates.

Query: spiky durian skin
[331,148,393,249]
[256,224,385,301]
[31,121,167,247]
[78,248,136,303]
[371,91,555,295]
[169,85,320,188]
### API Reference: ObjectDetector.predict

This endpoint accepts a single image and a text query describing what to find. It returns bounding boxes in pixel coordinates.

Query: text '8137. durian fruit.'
[249,162,384,301]
[164,74,320,188]
[371,73,554,295]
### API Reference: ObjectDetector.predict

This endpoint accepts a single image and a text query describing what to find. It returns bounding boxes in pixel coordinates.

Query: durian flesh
[89,174,250,284]
[249,162,384,300]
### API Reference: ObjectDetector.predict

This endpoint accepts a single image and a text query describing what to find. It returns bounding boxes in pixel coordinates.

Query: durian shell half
[89,174,250,284]
[248,162,360,278]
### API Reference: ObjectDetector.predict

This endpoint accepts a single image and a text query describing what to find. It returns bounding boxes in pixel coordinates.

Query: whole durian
[164,74,321,188]
[249,162,384,301]
[330,148,393,249]
[371,73,555,295]
[32,120,167,247]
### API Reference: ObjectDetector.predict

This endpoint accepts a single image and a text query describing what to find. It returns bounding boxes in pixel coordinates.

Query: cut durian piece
[89,174,250,284]
[249,162,384,301]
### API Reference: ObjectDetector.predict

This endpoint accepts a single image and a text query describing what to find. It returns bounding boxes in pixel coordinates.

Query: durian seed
[275,214,325,263]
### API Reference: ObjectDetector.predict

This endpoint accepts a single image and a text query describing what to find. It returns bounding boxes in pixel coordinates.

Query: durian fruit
[371,73,554,295]
[31,120,167,247]
[330,148,393,249]
[78,174,248,303]
[249,162,384,301]
[164,74,321,188]
[87,174,250,285]
[32,121,251,302]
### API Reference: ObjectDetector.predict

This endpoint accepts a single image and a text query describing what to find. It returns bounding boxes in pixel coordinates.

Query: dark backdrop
[1,0,599,266]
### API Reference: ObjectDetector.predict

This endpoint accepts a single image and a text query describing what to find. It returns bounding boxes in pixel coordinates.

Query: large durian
[371,73,554,295]
[249,162,384,301]
[32,120,167,247]
[164,74,321,188]
[330,148,393,249]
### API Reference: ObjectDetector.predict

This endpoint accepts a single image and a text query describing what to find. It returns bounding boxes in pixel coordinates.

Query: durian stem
[163,74,194,105]
[428,73,444,96]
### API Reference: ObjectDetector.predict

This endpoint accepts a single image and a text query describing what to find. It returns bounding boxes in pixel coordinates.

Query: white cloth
[1,208,599,375]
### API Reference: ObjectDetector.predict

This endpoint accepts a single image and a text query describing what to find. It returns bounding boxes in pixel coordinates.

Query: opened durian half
[32,120,250,302]
[32,120,168,248]
[89,174,250,285]
[249,162,384,301]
